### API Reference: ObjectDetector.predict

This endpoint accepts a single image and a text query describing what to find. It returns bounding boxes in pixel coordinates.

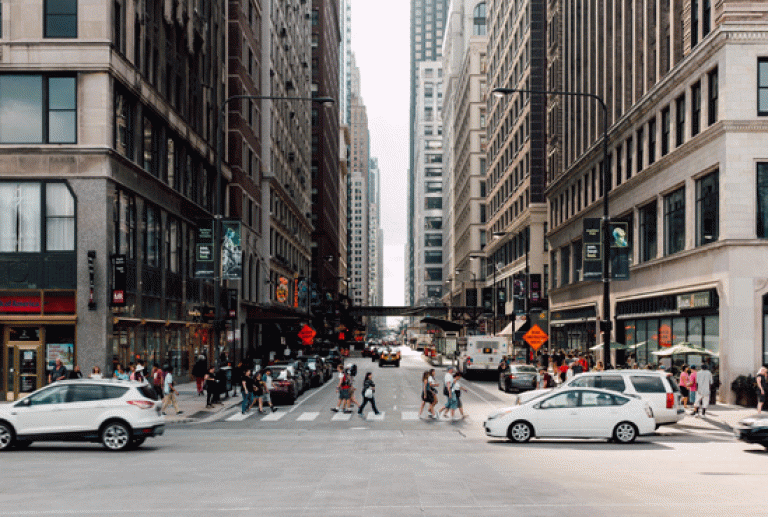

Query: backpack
[341,374,351,389]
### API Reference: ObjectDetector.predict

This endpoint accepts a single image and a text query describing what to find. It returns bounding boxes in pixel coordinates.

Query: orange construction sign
[523,324,549,351]
[297,324,316,346]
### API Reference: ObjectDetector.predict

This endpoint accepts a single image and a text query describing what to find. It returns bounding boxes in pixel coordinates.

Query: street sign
[583,218,602,280]
[297,324,316,346]
[523,324,549,351]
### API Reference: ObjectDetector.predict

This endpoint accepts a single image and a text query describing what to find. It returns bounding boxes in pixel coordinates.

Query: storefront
[1,290,77,401]
[616,289,720,371]
[549,305,597,354]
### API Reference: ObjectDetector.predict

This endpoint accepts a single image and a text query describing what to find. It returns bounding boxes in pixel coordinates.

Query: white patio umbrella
[651,342,715,356]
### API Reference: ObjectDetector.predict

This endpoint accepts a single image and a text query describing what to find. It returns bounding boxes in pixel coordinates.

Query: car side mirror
[15,398,31,408]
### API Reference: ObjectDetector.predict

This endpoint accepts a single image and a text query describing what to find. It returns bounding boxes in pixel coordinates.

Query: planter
[734,390,757,408]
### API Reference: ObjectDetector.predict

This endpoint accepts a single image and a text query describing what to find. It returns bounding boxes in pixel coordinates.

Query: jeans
[358,396,378,414]
[241,391,254,412]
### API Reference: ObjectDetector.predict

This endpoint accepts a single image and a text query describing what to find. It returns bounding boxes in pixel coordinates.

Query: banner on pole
[221,221,243,280]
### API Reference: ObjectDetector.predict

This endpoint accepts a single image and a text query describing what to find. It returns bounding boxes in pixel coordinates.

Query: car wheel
[507,421,533,443]
[287,394,296,405]
[613,422,638,444]
[101,421,132,451]
[0,422,15,451]
[504,379,511,393]
[395,361,400,367]
[498,376,504,391]
[378,361,383,367]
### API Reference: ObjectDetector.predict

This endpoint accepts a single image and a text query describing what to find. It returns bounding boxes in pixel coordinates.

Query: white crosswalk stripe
[366,411,385,421]
[296,412,319,421]
[331,411,353,421]
[401,411,420,420]
[260,411,285,421]
[225,411,252,422]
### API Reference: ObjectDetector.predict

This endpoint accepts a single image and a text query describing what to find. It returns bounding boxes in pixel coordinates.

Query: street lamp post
[492,86,611,369]
[215,94,333,364]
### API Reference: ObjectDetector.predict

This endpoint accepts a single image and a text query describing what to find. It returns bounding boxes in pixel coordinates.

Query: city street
[1,347,766,517]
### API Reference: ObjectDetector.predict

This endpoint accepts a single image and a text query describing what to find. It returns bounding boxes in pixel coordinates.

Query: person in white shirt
[443,367,455,398]
[161,366,183,416]
[691,364,714,417]
[262,368,277,413]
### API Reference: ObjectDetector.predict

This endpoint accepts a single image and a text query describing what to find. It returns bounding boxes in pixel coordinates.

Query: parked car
[483,387,655,443]
[379,347,401,367]
[516,370,684,427]
[304,356,326,387]
[269,366,299,404]
[271,361,306,394]
[370,346,382,361]
[498,364,539,393]
[325,349,344,370]
[0,379,165,452]
[734,414,768,449]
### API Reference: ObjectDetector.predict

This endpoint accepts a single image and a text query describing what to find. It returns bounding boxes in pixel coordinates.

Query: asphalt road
[1,347,766,517]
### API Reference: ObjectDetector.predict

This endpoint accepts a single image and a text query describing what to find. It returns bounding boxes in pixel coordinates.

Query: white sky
[351,0,411,308]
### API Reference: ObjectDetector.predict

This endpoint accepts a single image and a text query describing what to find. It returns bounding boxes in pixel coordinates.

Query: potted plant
[731,374,757,407]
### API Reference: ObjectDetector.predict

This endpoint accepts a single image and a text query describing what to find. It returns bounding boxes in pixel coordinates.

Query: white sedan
[483,387,655,444]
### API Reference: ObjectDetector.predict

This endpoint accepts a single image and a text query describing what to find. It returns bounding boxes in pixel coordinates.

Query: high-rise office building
[407,0,451,306]
[349,57,370,307]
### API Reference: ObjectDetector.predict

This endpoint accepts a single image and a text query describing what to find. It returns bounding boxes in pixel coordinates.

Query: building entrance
[3,327,44,401]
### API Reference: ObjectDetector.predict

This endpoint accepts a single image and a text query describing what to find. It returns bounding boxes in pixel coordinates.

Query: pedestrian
[439,372,462,420]
[571,357,584,375]
[419,370,435,418]
[134,361,145,382]
[161,365,183,416]
[358,372,380,416]
[346,365,360,409]
[204,367,218,408]
[557,361,568,384]
[240,369,254,414]
[451,372,468,419]
[689,365,698,405]
[331,364,352,412]
[49,358,68,383]
[152,363,164,398]
[69,365,83,379]
[89,366,103,379]
[756,366,767,413]
[443,367,455,399]
[113,363,129,380]
[593,361,604,372]
[679,366,690,408]
[262,368,277,412]
[538,369,553,389]
[691,364,713,417]
[250,371,266,413]
[192,355,207,396]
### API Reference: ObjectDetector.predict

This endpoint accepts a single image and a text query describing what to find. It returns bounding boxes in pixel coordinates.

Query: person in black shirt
[357,372,380,416]
[49,358,68,383]
[240,369,254,414]
[69,365,83,379]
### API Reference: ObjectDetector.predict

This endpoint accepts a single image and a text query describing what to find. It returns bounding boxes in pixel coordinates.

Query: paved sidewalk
[161,380,241,424]
[675,402,761,432]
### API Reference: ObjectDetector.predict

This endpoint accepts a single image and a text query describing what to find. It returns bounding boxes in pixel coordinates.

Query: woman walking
[250,371,266,413]
[679,366,690,408]
[357,372,380,416]
[204,366,218,408]
[419,370,435,418]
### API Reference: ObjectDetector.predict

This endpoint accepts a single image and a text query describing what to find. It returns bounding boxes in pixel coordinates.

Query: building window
[708,68,718,125]
[756,163,768,238]
[45,183,75,251]
[473,2,487,36]
[626,137,632,180]
[664,187,685,256]
[696,170,719,246]
[143,115,158,176]
[144,204,161,267]
[0,75,76,144]
[702,0,711,37]
[45,0,77,38]
[114,189,136,259]
[615,147,622,187]
[550,250,558,290]
[639,201,657,263]
[113,1,126,54]
[572,239,582,282]
[675,95,685,147]
[691,81,701,135]
[661,108,670,156]
[424,250,442,264]
[636,128,643,174]
[0,182,76,253]
[691,0,699,47]
[560,247,570,287]
[166,217,180,273]
[647,117,656,164]
[426,197,442,209]
[424,234,442,247]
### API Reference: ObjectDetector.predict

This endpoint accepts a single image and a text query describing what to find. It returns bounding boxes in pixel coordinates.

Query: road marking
[296,411,319,421]
[288,378,336,413]
[225,411,252,422]
[331,411,353,421]
[401,411,420,420]
[366,411,385,421]
[260,411,285,421]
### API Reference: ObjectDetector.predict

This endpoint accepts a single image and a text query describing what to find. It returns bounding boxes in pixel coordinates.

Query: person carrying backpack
[331,364,352,413]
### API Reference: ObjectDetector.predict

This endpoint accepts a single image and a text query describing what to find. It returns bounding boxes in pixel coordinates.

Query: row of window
[0,75,76,144]
[0,182,75,253]
[551,170,719,289]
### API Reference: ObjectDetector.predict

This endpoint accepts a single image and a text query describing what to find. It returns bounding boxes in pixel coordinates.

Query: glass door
[4,327,44,401]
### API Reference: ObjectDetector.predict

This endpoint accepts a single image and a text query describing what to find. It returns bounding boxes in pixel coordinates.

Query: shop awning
[420,317,463,332]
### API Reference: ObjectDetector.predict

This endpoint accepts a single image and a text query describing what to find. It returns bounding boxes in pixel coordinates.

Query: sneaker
[177,411,183,415]
[343,410,352,414]
[374,412,381,415]
[357,411,363,416]
[271,407,277,413]
[331,408,339,412]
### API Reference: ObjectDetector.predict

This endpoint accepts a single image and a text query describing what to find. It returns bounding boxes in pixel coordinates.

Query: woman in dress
[679,365,690,409]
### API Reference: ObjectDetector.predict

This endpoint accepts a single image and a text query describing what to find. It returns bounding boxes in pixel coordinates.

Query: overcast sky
[350,0,411,308]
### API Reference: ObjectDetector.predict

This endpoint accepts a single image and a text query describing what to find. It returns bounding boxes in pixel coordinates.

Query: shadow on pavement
[484,438,673,450]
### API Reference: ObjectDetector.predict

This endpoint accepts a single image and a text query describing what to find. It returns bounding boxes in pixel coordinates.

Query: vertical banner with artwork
[195,221,215,278]
[610,222,630,280]
[276,277,289,304]
[112,254,126,306]
[582,218,603,280]
[221,221,243,280]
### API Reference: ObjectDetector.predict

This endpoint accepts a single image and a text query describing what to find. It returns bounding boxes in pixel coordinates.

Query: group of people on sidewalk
[419,367,467,421]
[331,364,380,416]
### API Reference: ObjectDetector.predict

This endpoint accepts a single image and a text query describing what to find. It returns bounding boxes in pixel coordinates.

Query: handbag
[364,387,374,398]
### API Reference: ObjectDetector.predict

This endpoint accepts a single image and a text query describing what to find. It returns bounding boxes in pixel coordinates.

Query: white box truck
[456,336,508,378]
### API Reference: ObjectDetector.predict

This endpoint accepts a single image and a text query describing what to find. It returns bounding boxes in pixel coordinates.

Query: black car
[304,356,326,387]
[734,414,768,448]
[498,364,539,393]
[325,349,343,370]
[268,366,299,405]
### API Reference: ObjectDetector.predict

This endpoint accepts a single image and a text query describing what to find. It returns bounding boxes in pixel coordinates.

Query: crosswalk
[224,409,449,423]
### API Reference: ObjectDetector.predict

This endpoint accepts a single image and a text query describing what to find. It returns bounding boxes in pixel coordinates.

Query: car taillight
[666,393,674,409]
[507,375,517,379]
[127,400,154,409]
[275,380,291,387]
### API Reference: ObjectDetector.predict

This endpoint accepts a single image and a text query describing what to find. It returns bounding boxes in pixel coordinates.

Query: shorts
[758,391,766,403]
[339,388,350,400]
[680,386,689,397]
[422,391,435,403]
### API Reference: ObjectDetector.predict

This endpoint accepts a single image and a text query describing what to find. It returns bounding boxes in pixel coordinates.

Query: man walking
[691,364,713,417]
[262,368,277,412]
[161,365,183,416]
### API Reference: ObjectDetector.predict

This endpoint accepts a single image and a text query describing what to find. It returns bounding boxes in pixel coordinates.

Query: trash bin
[220,366,233,392]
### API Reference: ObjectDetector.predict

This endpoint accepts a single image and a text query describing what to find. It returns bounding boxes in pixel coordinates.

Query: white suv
[0,379,165,452]
[518,370,684,426]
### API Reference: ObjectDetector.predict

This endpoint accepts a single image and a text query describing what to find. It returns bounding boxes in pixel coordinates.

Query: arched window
[473,2,487,36]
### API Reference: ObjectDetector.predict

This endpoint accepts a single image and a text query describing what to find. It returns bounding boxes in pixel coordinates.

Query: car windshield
[511,365,538,373]
[271,367,290,380]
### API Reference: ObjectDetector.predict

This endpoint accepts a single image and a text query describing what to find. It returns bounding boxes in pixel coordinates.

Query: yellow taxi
[378,347,401,367]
